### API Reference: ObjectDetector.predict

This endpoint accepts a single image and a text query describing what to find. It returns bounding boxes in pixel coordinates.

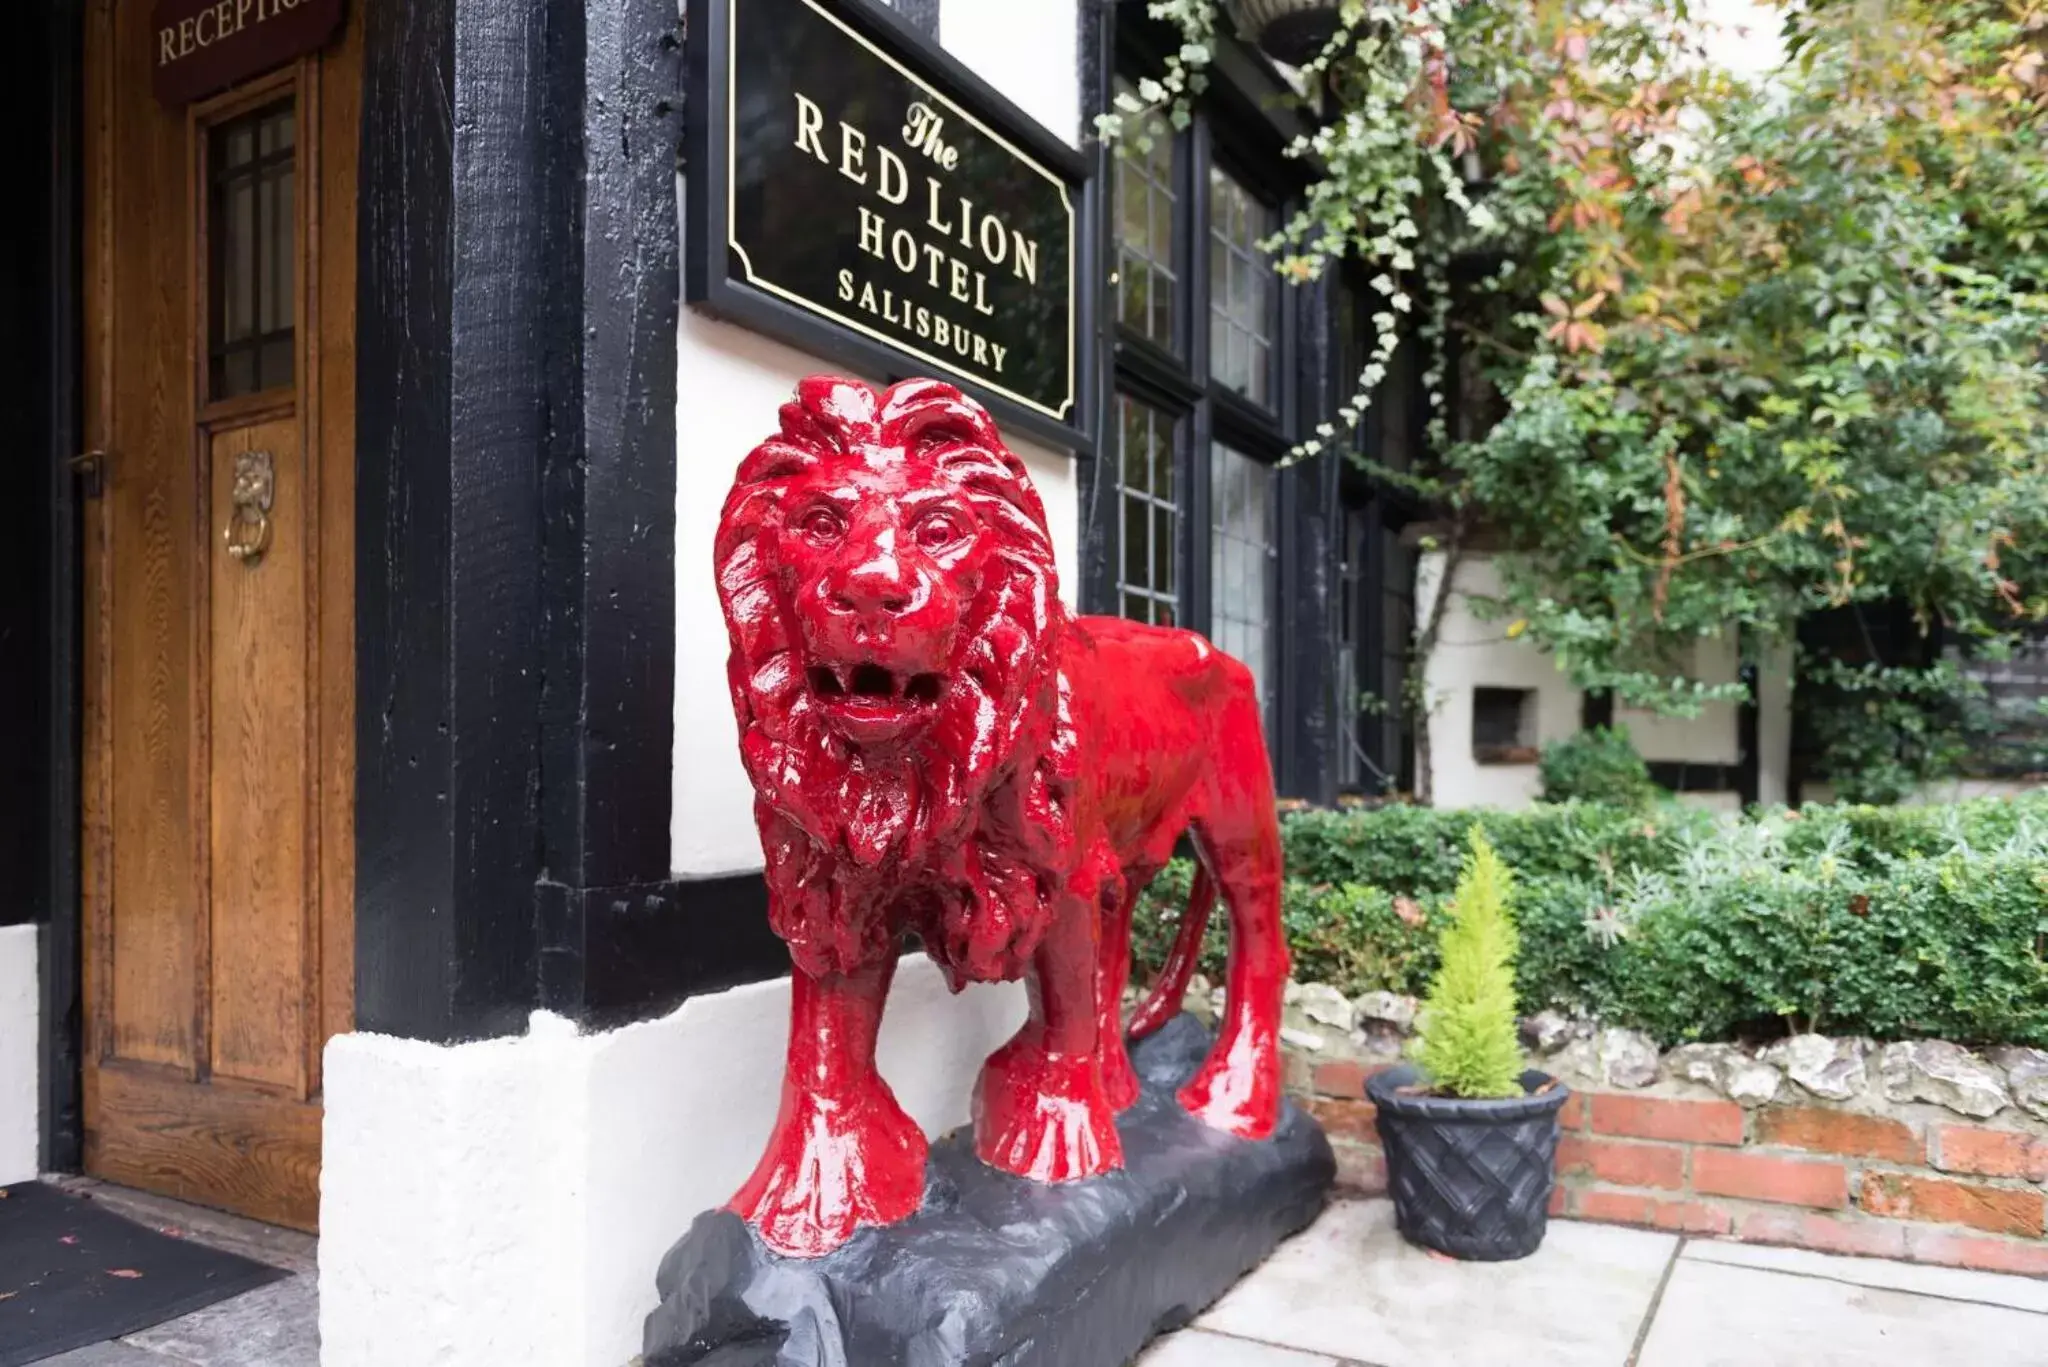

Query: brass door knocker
[223,450,275,565]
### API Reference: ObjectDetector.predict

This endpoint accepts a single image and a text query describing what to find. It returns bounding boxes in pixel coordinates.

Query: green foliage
[1131,862,1446,999]
[1607,843,2048,1048]
[1415,834,1526,1098]
[1800,657,2048,805]
[1279,800,1713,894]
[1539,727,1658,808]
[1128,794,2048,1048]
[1111,0,2048,793]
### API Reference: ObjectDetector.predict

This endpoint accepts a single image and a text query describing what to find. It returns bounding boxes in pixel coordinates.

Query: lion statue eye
[798,507,845,542]
[914,510,967,551]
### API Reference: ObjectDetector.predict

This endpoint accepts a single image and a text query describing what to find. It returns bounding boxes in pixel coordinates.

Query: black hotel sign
[687,0,1081,434]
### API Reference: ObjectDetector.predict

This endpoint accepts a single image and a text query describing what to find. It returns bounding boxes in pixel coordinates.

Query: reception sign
[153,0,345,105]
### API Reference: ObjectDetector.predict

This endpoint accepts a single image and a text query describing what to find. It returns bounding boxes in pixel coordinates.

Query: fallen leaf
[0,1291,16,1301]
[59,1235,78,1246]
[107,1269,144,1279]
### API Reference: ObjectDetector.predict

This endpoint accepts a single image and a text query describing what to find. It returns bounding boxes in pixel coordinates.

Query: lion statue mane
[714,374,1078,986]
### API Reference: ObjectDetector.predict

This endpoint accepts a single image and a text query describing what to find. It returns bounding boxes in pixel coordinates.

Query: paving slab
[120,1275,318,1367]
[1140,1329,1346,1366]
[1196,1199,1676,1367]
[1637,1257,2048,1367]
[1683,1237,2048,1315]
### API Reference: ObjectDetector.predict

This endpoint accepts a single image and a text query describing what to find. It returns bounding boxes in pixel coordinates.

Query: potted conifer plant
[1368,833,1569,1260]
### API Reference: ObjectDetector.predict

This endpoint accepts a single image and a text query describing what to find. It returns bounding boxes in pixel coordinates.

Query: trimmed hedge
[1131,793,2048,1049]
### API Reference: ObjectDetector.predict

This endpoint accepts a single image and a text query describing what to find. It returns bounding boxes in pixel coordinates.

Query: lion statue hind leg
[1173,699,1288,1141]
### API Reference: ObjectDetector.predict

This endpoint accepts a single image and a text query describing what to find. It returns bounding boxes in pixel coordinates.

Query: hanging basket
[1224,0,1345,67]
[1367,1064,1571,1261]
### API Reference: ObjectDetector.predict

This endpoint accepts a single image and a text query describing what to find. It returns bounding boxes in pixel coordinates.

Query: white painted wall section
[1617,634,1742,766]
[1418,550,1774,808]
[938,1,1080,147]
[321,956,1027,1367]
[1754,638,1794,806]
[1417,551,1579,808]
[0,924,37,1184]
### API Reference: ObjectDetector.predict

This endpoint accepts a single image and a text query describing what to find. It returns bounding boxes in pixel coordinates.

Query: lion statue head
[714,377,1079,985]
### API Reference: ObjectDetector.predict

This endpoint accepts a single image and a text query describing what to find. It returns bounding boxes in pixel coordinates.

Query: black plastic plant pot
[1367,1064,1571,1262]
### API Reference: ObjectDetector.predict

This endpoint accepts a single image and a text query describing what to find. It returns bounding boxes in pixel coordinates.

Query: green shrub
[1539,727,1658,808]
[1608,852,2048,1047]
[1773,795,2048,867]
[1128,792,2048,1051]
[1280,800,1715,894]
[1130,863,1445,999]
[1414,834,1526,1098]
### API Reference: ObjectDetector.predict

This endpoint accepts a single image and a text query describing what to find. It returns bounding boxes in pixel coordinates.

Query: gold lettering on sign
[788,87,1048,380]
[158,0,319,71]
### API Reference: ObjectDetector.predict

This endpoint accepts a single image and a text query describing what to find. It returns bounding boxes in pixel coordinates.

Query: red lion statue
[715,376,1287,1257]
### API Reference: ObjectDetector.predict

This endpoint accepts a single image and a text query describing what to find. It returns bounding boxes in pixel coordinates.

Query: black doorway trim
[32,0,85,1174]
[356,0,783,1041]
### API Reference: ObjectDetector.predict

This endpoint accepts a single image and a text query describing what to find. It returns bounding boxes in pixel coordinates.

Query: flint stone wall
[1181,979,2048,1278]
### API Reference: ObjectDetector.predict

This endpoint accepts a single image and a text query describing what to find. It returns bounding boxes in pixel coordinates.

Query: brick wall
[1291,1055,2048,1278]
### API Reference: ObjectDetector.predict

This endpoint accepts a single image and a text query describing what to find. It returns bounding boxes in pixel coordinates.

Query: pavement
[1145,1199,2048,1367]
[34,1180,317,1367]
[28,1191,2048,1365]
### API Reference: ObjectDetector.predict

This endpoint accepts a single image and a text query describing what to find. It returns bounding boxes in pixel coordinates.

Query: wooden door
[79,1,358,1231]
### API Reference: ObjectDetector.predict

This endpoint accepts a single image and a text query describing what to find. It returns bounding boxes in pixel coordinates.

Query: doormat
[0,1181,288,1366]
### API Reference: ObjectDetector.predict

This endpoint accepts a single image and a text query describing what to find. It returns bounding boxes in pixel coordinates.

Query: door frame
[37,0,88,1178]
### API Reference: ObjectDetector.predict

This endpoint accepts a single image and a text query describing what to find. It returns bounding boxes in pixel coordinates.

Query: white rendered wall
[1417,552,1580,808]
[1616,634,1741,766]
[1754,638,1794,806]
[0,924,37,1184]
[321,955,1028,1367]
[1417,551,1774,808]
[938,0,1080,145]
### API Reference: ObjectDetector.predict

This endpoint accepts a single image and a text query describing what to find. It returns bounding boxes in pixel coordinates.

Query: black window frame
[1085,9,1360,799]
[1331,276,1428,798]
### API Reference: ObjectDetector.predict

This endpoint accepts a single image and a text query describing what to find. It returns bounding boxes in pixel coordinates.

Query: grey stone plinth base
[643,1015,1335,1367]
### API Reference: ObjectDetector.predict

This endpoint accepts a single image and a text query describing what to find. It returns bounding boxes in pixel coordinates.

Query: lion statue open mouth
[715,375,1288,1258]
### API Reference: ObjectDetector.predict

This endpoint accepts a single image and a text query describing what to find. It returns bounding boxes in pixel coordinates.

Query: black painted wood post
[357,0,721,1042]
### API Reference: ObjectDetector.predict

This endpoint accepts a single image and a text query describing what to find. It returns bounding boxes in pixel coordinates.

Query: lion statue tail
[1126,862,1218,1041]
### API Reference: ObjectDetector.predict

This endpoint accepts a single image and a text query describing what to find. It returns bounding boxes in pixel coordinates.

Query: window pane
[1207,168,1277,405]
[1209,443,1277,716]
[1116,395,1181,626]
[1112,80,1177,351]
[209,98,296,399]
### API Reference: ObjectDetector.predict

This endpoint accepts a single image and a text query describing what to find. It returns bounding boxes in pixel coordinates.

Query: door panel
[81,0,357,1232]
[208,418,307,1093]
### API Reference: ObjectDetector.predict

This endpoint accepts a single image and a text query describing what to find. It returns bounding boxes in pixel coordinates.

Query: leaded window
[1207,167,1276,406]
[208,99,296,399]
[1112,81,1177,350]
[1210,442,1277,710]
[1116,397,1180,625]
